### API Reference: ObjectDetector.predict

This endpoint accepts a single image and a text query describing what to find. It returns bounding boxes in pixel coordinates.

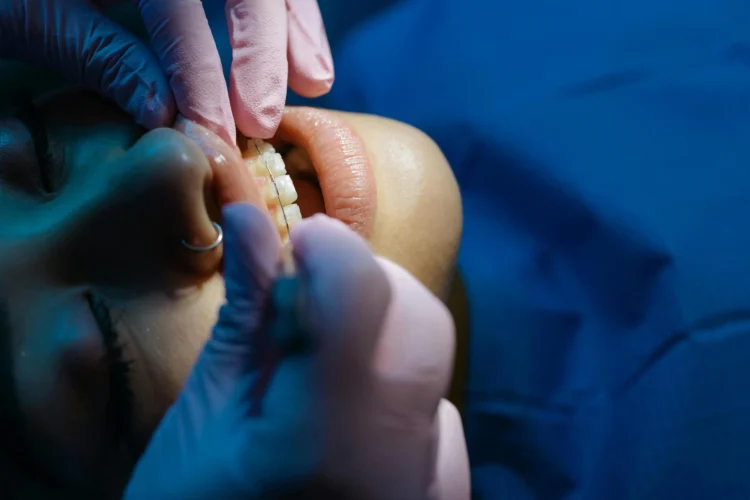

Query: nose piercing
[181,221,223,252]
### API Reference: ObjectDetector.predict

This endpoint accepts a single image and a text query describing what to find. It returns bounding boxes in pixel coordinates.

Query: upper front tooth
[245,153,286,177]
[263,152,286,177]
[262,175,297,206]
[252,138,275,155]
[246,152,286,177]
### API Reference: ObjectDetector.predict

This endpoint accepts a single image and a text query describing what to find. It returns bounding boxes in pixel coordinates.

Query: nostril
[110,128,222,283]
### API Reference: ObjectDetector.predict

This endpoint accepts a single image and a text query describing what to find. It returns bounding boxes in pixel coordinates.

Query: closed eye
[85,292,136,460]
[13,92,57,195]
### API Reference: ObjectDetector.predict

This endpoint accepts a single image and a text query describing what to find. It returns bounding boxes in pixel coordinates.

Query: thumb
[291,214,391,403]
[197,203,280,386]
[0,1,174,129]
[124,204,281,500]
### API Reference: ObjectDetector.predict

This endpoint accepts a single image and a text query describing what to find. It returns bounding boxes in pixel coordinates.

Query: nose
[52,127,223,292]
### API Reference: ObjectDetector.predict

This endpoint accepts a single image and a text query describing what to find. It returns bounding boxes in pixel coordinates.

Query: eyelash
[13,93,56,194]
[85,292,135,453]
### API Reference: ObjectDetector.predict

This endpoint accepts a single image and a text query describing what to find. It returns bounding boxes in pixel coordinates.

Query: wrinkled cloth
[0,0,333,144]
[125,205,469,499]
[327,0,750,498]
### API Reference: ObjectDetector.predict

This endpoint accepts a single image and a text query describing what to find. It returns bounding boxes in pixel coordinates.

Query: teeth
[274,203,302,232]
[263,152,287,177]
[244,139,303,239]
[262,175,297,206]
[245,152,286,177]
[252,138,275,155]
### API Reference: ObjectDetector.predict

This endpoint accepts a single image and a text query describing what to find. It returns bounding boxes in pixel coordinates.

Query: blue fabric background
[323,1,750,498]
[208,0,750,496]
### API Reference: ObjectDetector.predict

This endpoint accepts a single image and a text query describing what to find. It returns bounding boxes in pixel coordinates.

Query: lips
[178,107,376,242]
[272,107,377,239]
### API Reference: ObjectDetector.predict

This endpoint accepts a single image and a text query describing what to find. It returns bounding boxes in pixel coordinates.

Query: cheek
[12,294,110,480]
[119,276,225,441]
[0,120,41,195]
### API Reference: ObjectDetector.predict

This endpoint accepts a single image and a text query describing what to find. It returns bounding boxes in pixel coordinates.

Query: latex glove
[0,0,333,145]
[135,0,334,144]
[124,204,470,499]
[0,0,173,129]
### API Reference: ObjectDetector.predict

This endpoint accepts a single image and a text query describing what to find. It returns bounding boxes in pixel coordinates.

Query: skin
[339,112,463,298]
[0,88,463,496]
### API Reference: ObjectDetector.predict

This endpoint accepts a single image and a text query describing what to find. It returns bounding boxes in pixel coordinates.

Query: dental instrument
[247,137,306,415]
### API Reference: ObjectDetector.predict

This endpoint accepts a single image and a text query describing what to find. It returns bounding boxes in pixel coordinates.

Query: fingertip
[226,0,287,139]
[288,72,335,99]
[222,202,278,244]
[223,201,265,227]
[287,0,335,98]
[134,87,176,130]
[290,215,388,335]
[216,122,239,150]
[434,400,471,500]
[289,213,343,237]
[231,94,284,139]
[289,214,366,264]
[220,203,280,304]
[222,203,279,267]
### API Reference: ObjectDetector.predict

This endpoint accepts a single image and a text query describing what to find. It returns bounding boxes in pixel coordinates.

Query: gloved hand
[0,0,333,145]
[124,204,470,499]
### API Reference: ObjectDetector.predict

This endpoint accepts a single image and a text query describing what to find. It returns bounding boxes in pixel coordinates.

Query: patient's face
[0,89,461,497]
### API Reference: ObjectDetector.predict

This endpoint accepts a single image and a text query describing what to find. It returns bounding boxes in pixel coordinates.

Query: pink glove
[0,0,333,144]
[135,0,334,143]
[125,204,469,499]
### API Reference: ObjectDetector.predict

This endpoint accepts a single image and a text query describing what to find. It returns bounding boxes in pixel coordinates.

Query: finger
[433,400,471,500]
[286,0,335,98]
[0,1,174,129]
[204,203,280,384]
[174,116,266,208]
[134,0,236,145]
[228,214,390,494]
[226,0,288,139]
[290,214,391,396]
[374,257,456,418]
[337,258,455,498]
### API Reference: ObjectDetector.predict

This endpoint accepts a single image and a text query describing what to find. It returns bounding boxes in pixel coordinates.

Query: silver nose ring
[181,221,223,252]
